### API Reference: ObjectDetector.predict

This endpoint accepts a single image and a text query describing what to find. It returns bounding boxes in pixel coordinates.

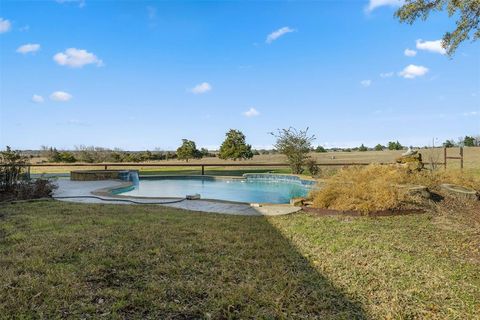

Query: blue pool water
[117,177,312,204]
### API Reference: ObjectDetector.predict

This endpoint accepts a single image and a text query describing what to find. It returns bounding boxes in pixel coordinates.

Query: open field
[29,147,480,177]
[1,200,479,318]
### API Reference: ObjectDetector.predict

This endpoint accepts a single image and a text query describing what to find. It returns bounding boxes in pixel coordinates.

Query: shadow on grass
[0,202,366,318]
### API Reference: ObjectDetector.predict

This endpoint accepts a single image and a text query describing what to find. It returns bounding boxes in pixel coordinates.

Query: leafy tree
[388,141,404,150]
[219,129,253,160]
[358,144,368,152]
[443,139,456,148]
[176,139,201,162]
[464,135,476,147]
[315,145,327,153]
[271,127,315,174]
[374,144,385,151]
[395,0,480,55]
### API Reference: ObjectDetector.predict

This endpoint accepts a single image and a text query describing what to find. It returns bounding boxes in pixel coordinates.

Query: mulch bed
[301,206,425,217]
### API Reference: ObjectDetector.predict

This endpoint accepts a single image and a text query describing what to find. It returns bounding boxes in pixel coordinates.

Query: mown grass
[1,201,479,318]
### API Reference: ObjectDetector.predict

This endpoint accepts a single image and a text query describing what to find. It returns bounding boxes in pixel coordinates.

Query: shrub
[0,147,28,193]
[315,146,327,153]
[305,159,319,177]
[15,178,57,200]
[0,147,57,201]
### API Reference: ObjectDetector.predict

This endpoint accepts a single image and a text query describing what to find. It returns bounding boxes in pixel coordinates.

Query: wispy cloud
[147,6,157,20]
[404,48,417,57]
[17,43,40,54]
[462,111,479,117]
[0,18,11,33]
[56,0,85,8]
[416,39,447,55]
[243,107,260,117]
[31,94,44,103]
[380,72,394,78]
[360,80,372,87]
[50,91,72,101]
[365,0,403,12]
[190,82,212,94]
[266,27,295,44]
[398,64,429,79]
[54,48,103,68]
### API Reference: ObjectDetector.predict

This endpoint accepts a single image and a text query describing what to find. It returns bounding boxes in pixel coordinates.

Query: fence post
[460,147,464,170]
[104,165,107,170]
[201,165,205,175]
[443,147,447,170]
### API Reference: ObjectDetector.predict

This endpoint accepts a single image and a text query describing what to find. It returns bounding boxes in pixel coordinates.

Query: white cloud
[366,0,403,12]
[416,39,447,55]
[50,91,72,101]
[462,111,479,117]
[243,107,260,117]
[380,72,394,78]
[360,80,372,87]
[31,94,44,103]
[398,64,429,79]
[404,48,417,57]
[266,27,295,44]
[0,18,11,33]
[53,48,103,68]
[190,82,212,94]
[16,43,40,54]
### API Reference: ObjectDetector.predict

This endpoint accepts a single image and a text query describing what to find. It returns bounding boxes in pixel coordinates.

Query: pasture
[29,147,479,177]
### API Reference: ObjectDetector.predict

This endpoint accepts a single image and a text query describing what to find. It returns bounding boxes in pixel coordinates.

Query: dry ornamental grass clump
[310,164,480,214]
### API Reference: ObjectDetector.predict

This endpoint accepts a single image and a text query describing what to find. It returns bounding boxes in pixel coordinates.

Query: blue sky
[1,0,479,150]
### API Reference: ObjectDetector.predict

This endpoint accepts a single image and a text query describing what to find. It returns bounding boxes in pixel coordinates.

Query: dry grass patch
[311,164,480,214]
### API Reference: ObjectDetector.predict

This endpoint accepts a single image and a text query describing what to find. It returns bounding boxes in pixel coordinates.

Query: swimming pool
[116,176,313,204]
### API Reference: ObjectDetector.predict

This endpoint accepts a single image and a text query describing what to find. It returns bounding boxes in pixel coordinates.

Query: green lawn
[1,201,479,319]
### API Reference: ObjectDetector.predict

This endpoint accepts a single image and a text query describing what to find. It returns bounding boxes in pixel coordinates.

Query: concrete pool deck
[53,178,302,216]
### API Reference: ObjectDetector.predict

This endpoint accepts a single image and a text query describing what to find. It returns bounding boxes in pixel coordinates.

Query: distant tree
[271,127,315,174]
[374,144,385,151]
[464,135,476,147]
[358,144,368,152]
[388,141,404,151]
[48,148,61,162]
[58,152,76,163]
[315,146,327,153]
[395,0,480,56]
[176,139,201,162]
[443,139,456,148]
[219,129,253,161]
[252,149,260,156]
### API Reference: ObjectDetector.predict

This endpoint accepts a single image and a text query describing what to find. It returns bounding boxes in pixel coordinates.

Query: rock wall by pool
[243,173,316,186]
[71,170,139,182]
